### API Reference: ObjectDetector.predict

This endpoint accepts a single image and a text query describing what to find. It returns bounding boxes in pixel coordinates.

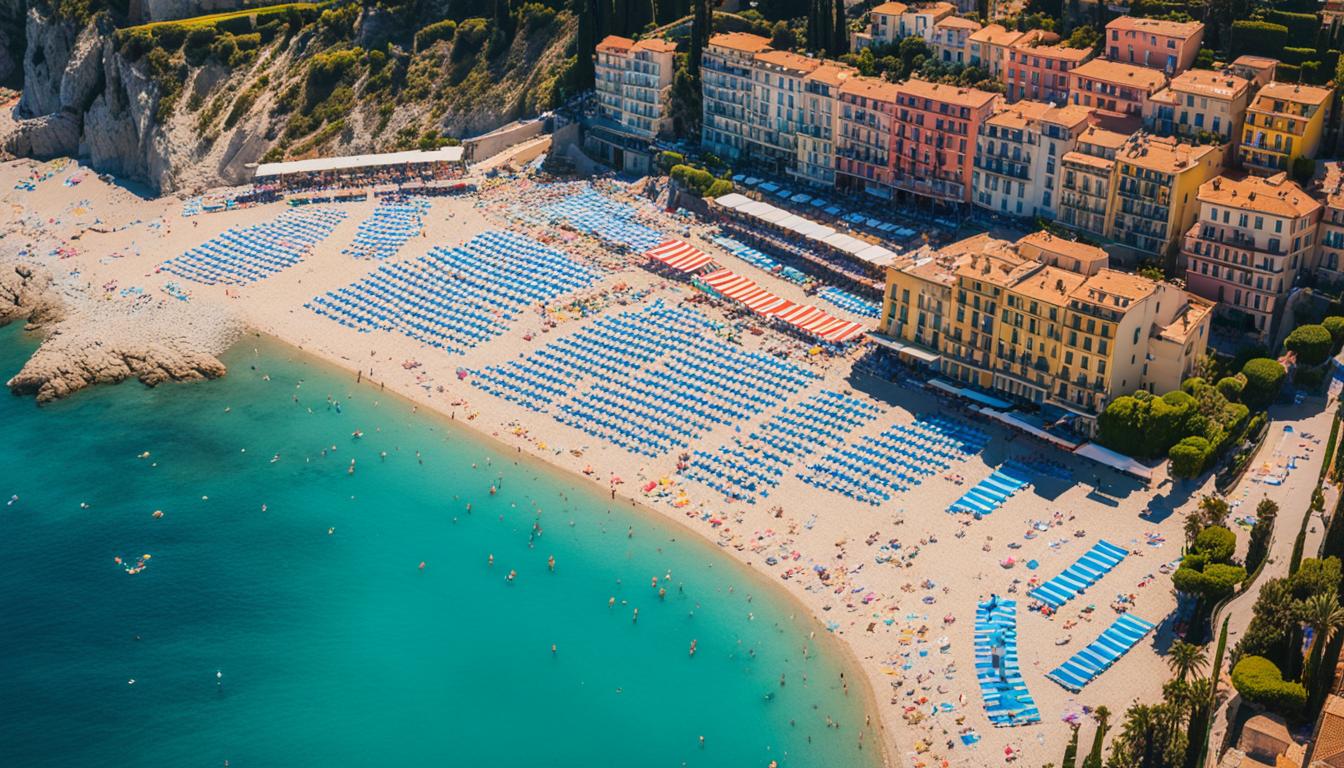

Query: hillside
[1,0,578,193]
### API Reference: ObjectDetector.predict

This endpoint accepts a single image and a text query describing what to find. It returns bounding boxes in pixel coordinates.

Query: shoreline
[245,327,896,767]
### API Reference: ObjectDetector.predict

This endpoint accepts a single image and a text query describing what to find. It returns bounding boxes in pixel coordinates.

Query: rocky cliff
[1,1,578,194]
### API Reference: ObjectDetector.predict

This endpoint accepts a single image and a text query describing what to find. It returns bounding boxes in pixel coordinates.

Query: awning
[975,408,1081,450]
[715,192,752,209]
[1073,442,1154,483]
[926,378,1012,409]
[868,333,941,363]
[647,239,714,272]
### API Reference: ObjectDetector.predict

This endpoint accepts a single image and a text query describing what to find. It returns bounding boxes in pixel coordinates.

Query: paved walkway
[1204,386,1336,766]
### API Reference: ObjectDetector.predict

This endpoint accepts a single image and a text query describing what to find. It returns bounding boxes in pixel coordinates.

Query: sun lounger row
[343,198,430,260]
[1046,613,1155,692]
[947,462,1032,515]
[975,598,1040,727]
[306,230,596,353]
[1029,539,1128,610]
[682,390,881,502]
[470,301,708,410]
[161,207,347,285]
[817,286,880,318]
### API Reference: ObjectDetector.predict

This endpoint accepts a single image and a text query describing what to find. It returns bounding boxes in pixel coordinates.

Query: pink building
[836,76,899,196]
[1105,17,1204,76]
[1069,58,1167,120]
[1004,38,1092,105]
[890,78,1000,203]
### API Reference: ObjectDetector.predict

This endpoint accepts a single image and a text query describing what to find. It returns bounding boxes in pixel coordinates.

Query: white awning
[868,333,941,363]
[975,408,1081,450]
[1073,442,1154,483]
[255,147,464,178]
[715,192,752,209]
[854,244,899,267]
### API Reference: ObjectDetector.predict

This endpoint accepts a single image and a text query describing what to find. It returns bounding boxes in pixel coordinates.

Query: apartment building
[1104,16,1204,75]
[1182,173,1321,340]
[1110,133,1222,262]
[1069,58,1167,121]
[746,50,823,172]
[931,16,981,65]
[972,100,1094,219]
[967,24,1026,80]
[1230,55,1276,88]
[589,35,677,173]
[1144,68,1250,146]
[1239,81,1331,176]
[1004,38,1091,105]
[836,75,900,196]
[884,230,1212,429]
[851,1,954,48]
[701,33,774,161]
[1317,163,1344,287]
[890,78,1001,204]
[898,2,957,42]
[1058,125,1130,240]
[793,64,857,188]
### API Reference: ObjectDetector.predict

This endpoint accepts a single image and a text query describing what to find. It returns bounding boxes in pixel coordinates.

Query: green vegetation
[1244,499,1277,575]
[1286,324,1333,366]
[1098,376,1249,478]
[122,3,321,32]
[669,163,731,198]
[1239,358,1286,410]
[1231,655,1306,714]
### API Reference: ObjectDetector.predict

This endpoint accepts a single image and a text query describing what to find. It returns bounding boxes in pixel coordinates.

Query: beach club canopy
[646,239,714,273]
[254,147,465,179]
[714,192,753,210]
[1074,442,1154,483]
[700,269,866,343]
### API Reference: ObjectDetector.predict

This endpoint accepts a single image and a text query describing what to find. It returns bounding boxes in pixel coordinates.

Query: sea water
[0,326,878,768]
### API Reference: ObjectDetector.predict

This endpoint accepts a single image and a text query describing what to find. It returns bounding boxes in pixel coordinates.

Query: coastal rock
[17,7,80,117]
[2,109,82,158]
[0,262,60,328]
[82,38,168,187]
[7,337,227,403]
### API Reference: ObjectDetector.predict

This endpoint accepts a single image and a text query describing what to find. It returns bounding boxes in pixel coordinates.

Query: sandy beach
[2,156,1332,767]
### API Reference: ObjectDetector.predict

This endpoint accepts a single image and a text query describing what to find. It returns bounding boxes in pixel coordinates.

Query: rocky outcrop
[82,35,167,186]
[8,337,227,403]
[0,261,63,329]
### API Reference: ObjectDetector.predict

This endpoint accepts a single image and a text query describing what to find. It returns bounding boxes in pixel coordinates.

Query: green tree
[1323,316,1344,353]
[1062,724,1080,768]
[1240,358,1286,409]
[1245,498,1278,574]
[1169,436,1211,479]
[1082,705,1109,768]
[1167,640,1209,682]
[832,0,848,56]
[1198,495,1230,528]
[1300,590,1344,712]
[1231,655,1307,715]
[1285,324,1333,366]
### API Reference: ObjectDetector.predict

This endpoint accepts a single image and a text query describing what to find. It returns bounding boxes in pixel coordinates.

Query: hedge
[1241,358,1286,409]
[1323,316,1344,353]
[1231,21,1289,58]
[1231,655,1307,714]
[670,164,718,196]
[1286,324,1333,366]
[1170,436,1212,479]
[1195,525,1237,564]
[1269,11,1320,42]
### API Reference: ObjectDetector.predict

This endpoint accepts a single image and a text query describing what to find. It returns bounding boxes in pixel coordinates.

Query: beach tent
[646,239,714,273]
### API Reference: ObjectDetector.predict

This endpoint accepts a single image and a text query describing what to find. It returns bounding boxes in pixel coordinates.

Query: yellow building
[1239,81,1331,176]
[1058,125,1129,241]
[1110,133,1222,263]
[882,230,1213,432]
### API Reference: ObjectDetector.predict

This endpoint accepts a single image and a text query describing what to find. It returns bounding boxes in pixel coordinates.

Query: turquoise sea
[0,325,878,768]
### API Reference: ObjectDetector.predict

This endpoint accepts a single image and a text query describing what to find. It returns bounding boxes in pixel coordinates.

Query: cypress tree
[575,0,597,88]
[832,0,847,56]
[689,0,708,78]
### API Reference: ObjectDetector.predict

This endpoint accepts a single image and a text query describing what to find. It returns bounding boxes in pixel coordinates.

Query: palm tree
[1166,640,1208,682]
[1183,514,1204,547]
[1110,704,1157,768]
[1300,591,1344,707]
[1083,705,1110,768]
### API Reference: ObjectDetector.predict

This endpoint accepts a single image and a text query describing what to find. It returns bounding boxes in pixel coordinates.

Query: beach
[2,156,1332,766]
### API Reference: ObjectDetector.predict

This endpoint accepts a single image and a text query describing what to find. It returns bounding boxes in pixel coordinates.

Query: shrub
[1286,324,1332,366]
[152,23,188,51]
[703,179,734,199]
[669,163,716,196]
[1216,375,1246,401]
[1240,358,1286,409]
[1170,436,1211,479]
[215,13,255,35]
[1230,21,1288,58]
[415,19,457,50]
[1323,316,1344,353]
[1194,525,1237,564]
[1231,655,1307,714]
[452,18,490,62]
[1173,561,1246,604]
[119,27,155,60]
[656,151,685,173]
[518,2,556,30]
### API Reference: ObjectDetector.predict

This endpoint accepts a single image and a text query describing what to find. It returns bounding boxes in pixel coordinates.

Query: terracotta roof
[596,35,635,53]
[707,32,773,53]
[1071,58,1167,91]
[956,245,1035,286]
[1315,695,1344,765]
[969,23,1025,46]
[1159,293,1213,344]
[840,75,901,102]
[989,100,1093,129]
[1010,41,1093,62]
[1251,81,1332,108]
[1168,68,1249,100]
[1073,268,1157,304]
[935,15,982,30]
[1116,134,1216,174]
[1076,125,1131,150]
[806,63,857,87]
[1105,16,1204,38]
[1017,231,1108,264]
[1062,150,1116,170]
[754,49,823,73]
[912,1,955,15]
[1010,264,1086,304]
[1232,55,1277,70]
[633,38,677,54]
[1198,174,1321,218]
[870,1,909,13]
[898,77,999,109]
